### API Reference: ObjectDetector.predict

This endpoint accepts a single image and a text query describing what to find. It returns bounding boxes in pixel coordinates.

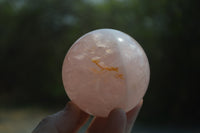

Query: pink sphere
[62,29,150,117]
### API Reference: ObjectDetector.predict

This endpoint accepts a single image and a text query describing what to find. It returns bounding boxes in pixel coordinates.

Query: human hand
[32,100,143,133]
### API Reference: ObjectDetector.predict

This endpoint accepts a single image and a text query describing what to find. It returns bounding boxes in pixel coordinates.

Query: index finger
[33,102,90,133]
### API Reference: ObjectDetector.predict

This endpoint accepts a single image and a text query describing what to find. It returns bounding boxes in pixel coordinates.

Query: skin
[32,100,143,133]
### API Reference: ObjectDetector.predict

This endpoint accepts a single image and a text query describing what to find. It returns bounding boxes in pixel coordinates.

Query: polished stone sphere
[62,29,150,117]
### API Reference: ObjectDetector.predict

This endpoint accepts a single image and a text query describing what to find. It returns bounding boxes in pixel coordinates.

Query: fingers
[54,102,90,133]
[86,116,107,133]
[87,100,143,133]
[32,102,90,133]
[106,109,127,133]
[32,116,58,133]
[87,109,127,133]
[126,100,143,133]
[32,100,143,133]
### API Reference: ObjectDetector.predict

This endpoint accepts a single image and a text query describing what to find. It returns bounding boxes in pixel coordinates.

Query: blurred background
[0,0,200,132]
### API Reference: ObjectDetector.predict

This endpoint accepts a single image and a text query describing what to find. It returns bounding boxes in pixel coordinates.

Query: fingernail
[133,99,143,120]
[126,99,143,133]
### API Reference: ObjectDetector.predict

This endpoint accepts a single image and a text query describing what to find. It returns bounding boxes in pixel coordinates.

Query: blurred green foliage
[0,0,199,124]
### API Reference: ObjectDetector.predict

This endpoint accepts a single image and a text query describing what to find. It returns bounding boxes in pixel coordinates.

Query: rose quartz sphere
[62,29,150,117]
